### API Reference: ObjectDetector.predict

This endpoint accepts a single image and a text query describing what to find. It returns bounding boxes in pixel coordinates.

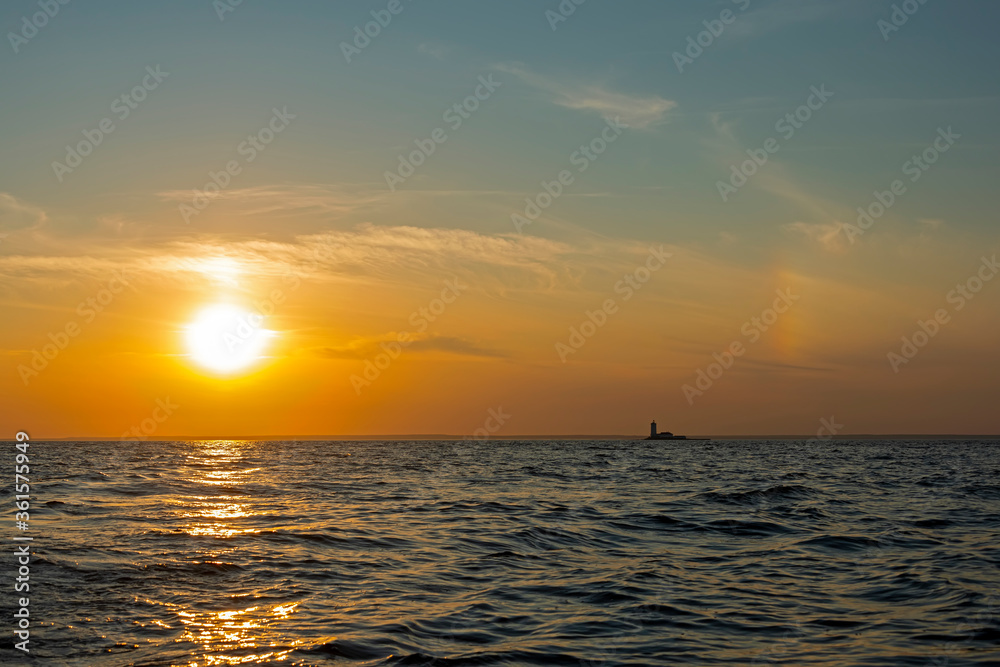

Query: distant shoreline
[17,434,1000,442]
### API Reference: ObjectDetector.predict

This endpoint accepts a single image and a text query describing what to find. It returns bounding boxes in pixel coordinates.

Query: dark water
[5,440,1000,666]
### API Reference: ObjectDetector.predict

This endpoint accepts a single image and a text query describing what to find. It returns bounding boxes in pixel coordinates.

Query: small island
[646,420,709,441]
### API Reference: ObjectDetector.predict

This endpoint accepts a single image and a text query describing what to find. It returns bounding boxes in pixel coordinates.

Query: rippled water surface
[7,439,1000,666]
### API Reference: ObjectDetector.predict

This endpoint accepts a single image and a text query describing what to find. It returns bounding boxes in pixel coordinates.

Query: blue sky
[4,0,998,244]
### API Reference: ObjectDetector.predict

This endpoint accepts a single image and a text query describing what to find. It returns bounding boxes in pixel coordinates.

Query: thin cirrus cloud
[784,221,846,252]
[495,64,677,129]
[417,42,452,60]
[0,224,595,292]
[157,184,386,219]
[726,0,857,38]
[0,193,47,232]
[704,116,850,246]
[317,333,504,360]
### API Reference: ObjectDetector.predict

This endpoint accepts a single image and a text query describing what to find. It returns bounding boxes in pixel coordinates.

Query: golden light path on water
[173,441,310,665]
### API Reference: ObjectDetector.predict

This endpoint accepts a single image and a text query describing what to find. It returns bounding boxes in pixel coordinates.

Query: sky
[1,0,999,438]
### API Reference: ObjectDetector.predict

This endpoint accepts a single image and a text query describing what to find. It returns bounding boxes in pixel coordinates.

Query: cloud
[0,220,697,315]
[0,223,589,294]
[407,335,504,357]
[495,64,676,129]
[417,42,451,60]
[784,221,846,252]
[736,357,834,373]
[702,127,850,251]
[157,183,383,219]
[727,0,856,38]
[0,193,46,232]
[318,333,503,360]
[708,112,739,143]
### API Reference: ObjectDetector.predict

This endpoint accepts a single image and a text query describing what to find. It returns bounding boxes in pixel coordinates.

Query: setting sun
[184,304,273,374]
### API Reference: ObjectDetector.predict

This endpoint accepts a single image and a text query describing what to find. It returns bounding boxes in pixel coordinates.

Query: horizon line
[16,434,1000,442]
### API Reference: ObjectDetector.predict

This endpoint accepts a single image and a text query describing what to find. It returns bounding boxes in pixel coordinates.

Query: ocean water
[6,439,1000,666]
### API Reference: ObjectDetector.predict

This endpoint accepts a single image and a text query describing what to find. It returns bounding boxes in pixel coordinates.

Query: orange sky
[3,211,998,437]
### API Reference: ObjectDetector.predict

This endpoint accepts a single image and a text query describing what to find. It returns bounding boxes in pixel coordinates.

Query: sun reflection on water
[179,498,258,538]
[199,468,262,485]
[176,603,307,666]
[179,441,261,539]
[172,441,308,664]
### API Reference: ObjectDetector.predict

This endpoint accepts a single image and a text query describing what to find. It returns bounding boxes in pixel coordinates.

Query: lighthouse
[647,419,700,441]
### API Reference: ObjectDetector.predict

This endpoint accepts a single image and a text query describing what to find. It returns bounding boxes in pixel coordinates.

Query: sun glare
[185,304,272,374]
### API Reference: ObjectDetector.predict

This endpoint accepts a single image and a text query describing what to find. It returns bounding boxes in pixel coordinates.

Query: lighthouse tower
[650,420,657,438]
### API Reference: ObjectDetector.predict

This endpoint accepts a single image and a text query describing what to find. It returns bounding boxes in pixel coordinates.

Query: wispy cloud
[417,42,451,60]
[0,193,47,232]
[708,112,739,143]
[0,223,598,294]
[495,64,676,129]
[703,117,850,251]
[784,221,846,252]
[0,220,704,314]
[728,0,857,38]
[318,333,503,360]
[157,184,383,218]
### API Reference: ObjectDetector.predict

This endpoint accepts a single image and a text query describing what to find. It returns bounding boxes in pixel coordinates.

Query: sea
[5,439,1000,666]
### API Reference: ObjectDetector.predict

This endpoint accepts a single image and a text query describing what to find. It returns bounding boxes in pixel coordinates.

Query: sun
[185,304,273,374]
